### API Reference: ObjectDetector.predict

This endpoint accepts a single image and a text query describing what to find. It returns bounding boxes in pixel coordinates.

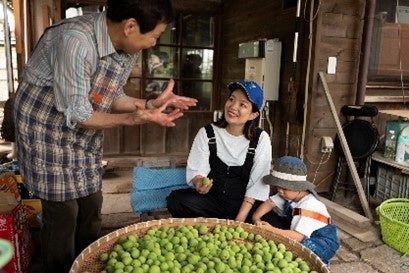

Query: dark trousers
[167,188,266,223]
[40,191,103,273]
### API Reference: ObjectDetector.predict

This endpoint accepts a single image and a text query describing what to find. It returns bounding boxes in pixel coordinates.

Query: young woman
[253,156,339,265]
[167,81,272,222]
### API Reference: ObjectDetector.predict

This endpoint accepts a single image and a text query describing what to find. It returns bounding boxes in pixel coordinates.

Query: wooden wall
[220,0,300,158]
[15,0,376,193]
[220,0,367,193]
[307,0,366,192]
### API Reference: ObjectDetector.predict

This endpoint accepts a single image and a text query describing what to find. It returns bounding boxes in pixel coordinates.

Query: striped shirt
[14,11,139,201]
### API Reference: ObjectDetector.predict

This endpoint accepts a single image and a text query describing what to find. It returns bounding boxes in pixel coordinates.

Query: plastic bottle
[395,135,407,162]
[384,129,396,159]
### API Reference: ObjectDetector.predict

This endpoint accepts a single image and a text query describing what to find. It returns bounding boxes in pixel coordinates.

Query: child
[167,81,272,223]
[252,156,339,265]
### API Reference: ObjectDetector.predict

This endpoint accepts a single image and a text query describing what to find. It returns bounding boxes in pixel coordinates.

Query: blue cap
[227,81,264,111]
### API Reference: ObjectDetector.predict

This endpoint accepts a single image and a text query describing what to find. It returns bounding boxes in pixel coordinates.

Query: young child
[252,156,339,265]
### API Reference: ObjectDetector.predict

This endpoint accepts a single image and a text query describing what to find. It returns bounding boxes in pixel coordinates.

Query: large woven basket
[376,198,409,255]
[70,217,330,273]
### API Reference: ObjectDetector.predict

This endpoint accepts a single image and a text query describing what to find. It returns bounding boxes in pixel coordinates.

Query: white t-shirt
[186,124,272,201]
[270,193,330,238]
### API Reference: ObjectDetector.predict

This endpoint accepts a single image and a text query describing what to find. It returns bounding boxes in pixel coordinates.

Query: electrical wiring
[303,0,321,22]
[311,151,332,184]
[300,0,321,158]
[264,101,274,142]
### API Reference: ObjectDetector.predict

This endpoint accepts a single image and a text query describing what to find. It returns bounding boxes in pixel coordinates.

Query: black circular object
[335,119,379,160]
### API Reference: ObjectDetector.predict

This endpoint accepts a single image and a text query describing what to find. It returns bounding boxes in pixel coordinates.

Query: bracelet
[244,200,254,205]
[145,99,151,109]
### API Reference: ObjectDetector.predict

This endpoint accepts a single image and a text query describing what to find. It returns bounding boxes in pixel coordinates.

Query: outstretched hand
[133,99,184,127]
[132,79,198,127]
[151,79,198,110]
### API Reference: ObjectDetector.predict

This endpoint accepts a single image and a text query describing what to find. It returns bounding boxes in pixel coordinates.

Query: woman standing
[13,1,197,272]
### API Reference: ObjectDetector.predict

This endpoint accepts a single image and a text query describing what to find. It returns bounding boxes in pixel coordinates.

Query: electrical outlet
[321,136,334,153]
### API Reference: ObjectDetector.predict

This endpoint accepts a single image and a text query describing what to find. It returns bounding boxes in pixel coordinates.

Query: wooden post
[318,72,373,220]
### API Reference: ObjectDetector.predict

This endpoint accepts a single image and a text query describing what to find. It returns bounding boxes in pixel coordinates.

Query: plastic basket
[70,218,330,273]
[376,198,409,255]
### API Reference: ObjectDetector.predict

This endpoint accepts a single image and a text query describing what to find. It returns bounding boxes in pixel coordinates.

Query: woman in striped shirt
[13,1,197,272]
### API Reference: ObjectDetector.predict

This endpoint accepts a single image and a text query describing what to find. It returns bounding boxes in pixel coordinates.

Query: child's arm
[235,197,256,222]
[252,199,275,223]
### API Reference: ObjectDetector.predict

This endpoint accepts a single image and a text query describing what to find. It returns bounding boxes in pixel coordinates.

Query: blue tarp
[130,167,189,214]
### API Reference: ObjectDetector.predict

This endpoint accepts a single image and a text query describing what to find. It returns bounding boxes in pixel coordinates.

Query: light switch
[328,57,337,74]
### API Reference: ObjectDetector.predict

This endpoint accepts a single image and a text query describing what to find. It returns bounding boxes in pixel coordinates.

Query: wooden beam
[63,0,106,6]
[41,4,51,29]
[12,0,22,54]
[62,0,222,13]
[365,96,409,103]
[318,72,373,220]
[172,0,222,13]
[320,197,378,242]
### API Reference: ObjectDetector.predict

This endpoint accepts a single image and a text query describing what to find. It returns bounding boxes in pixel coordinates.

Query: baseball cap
[227,81,264,111]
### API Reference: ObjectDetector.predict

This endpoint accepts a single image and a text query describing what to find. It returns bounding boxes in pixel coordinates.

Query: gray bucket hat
[263,156,318,197]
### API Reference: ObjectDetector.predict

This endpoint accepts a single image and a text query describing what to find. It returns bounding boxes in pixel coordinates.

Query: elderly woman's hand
[149,79,198,110]
[130,101,184,127]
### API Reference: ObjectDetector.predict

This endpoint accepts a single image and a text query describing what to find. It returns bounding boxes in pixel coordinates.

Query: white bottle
[395,135,407,162]
[384,130,396,159]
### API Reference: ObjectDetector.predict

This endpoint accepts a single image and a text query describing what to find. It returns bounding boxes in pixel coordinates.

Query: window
[367,0,409,102]
[138,14,216,111]
[64,5,217,111]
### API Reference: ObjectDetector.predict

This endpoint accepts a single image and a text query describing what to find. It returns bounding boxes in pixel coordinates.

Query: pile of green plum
[96,224,318,273]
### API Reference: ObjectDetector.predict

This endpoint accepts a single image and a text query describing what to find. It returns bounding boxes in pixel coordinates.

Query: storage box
[375,165,409,200]
[0,199,32,273]
[0,172,21,202]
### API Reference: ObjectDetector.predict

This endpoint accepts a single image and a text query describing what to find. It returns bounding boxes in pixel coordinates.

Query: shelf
[372,151,409,173]
[378,110,409,119]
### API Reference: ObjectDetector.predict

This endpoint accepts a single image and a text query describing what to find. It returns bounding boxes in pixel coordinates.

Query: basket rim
[376,198,409,227]
[70,217,331,273]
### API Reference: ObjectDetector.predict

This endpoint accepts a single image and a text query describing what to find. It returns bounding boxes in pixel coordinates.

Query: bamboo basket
[70,217,330,273]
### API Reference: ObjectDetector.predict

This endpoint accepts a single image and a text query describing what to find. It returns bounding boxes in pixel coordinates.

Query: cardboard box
[0,198,32,273]
[0,172,20,202]
[21,199,42,227]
